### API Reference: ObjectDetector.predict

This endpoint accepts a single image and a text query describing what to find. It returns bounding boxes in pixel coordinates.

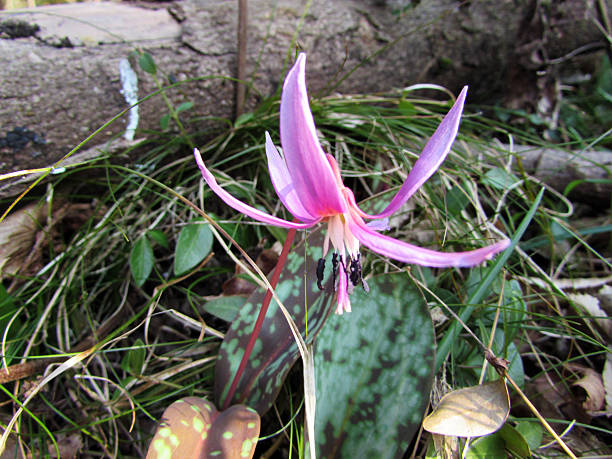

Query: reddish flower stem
[223,226,298,409]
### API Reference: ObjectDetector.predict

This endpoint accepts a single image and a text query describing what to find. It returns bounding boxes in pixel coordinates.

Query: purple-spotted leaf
[214,230,334,414]
[146,397,260,459]
[312,274,435,458]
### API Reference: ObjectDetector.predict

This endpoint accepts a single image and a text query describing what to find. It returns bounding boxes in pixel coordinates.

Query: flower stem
[223,227,298,409]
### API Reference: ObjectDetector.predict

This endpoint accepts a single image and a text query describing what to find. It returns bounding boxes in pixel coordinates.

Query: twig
[236,0,248,118]
[504,372,577,459]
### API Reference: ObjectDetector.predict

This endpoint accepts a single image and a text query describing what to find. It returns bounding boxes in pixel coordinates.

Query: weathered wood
[0,0,608,198]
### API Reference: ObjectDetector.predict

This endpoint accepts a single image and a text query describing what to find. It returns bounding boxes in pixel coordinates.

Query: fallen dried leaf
[423,378,510,437]
[568,293,612,339]
[0,203,45,279]
[603,353,612,414]
[567,363,606,414]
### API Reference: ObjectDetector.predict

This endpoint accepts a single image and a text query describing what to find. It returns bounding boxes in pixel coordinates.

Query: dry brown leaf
[423,378,510,437]
[598,285,612,316]
[568,293,612,339]
[567,363,606,414]
[603,353,612,414]
[0,203,45,278]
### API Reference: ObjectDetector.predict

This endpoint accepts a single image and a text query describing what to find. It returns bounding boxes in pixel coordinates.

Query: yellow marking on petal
[202,431,208,440]
[210,451,221,456]
[158,427,171,438]
[192,416,205,433]
[223,431,233,439]
[180,419,189,427]
[247,422,256,429]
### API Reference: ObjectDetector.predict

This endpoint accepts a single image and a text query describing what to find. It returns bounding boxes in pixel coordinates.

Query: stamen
[338,255,350,292]
[349,254,361,286]
[316,257,326,290]
[331,252,339,289]
[347,252,369,293]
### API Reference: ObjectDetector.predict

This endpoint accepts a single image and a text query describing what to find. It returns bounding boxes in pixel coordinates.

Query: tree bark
[0,0,608,198]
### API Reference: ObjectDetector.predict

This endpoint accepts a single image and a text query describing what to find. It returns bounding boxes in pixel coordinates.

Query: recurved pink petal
[280,53,346,217]
[348,213,510,267]
[359,87,468,220]
[194,149,318,229]
[265,132,319,223]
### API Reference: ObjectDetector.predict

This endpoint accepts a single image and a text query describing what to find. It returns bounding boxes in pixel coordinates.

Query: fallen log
[0,0,608,198]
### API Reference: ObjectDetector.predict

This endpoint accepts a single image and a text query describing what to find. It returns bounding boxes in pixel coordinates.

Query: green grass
[1,62,611,458]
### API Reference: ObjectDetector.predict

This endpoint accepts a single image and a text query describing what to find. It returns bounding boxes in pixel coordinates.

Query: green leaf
[482,167,519,190]
[121,339,146,375]
[502,279,526,342]
[312,274,435,459]
[160,113,170,131]
[138,52,157,75]
[147,230,169,249]
[515,420,543,451]
[146,397,260,458]
[490,330,524,389]
[436,187,544,371]
[174,221,213,276]
[176,101,194,113]
[465,432,506,458]
[445,183,470,217]
[214,229,333,414]
[130,236,154,287]
[203,296,246,322]
[234,112,254,127]
[498,423,531,458]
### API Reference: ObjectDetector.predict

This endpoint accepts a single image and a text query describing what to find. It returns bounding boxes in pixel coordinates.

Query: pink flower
[195,53,510,314]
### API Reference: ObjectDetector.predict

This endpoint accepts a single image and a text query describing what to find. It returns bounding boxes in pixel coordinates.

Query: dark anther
[331,253,339,288]
[316,257,326,290]
[349,254,362,286]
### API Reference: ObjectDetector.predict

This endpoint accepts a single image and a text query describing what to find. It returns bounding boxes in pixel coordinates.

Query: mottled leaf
[312,274,435,459]
[174,220,213,276]
[130,236,154,287]
[146,397,260,459]
[423,378,510,437]
[214,230,333,414]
